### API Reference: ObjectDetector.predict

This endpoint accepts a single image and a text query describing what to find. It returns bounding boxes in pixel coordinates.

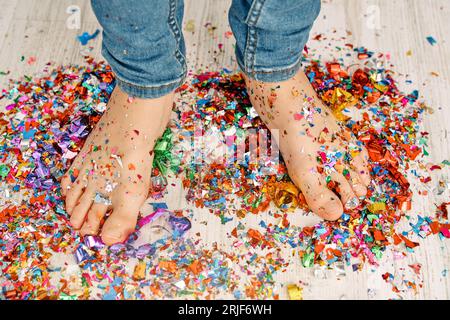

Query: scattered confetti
[0,36,448,300]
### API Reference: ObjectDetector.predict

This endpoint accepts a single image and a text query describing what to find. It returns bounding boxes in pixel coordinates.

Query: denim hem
[115,74,186,99]
[243,0,265,72]
[235,51,303,83]
[168,0,187,74]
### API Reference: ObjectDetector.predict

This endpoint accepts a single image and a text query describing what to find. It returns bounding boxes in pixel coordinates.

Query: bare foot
[245,70,371,220]
[61,86,173,245]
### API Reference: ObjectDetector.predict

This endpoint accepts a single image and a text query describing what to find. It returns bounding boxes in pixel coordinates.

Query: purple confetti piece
[75,246,89,264]
[41,179,54,190]
[109,243,126,254]
[135,244,155,259]
[125,245,136,258]
[168,215,192,236]
[84,235,105,250]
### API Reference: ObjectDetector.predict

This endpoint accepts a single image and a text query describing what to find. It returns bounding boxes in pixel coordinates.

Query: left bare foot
[245,69,371,220]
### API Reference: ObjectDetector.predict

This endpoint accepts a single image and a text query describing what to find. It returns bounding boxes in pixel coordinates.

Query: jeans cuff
[235,51,303,83]
[114,73,186,99]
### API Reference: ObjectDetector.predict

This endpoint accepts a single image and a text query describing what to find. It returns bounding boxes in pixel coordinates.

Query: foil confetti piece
[94,192,112,206]
[287,284,303,300]
[132,260,147,281]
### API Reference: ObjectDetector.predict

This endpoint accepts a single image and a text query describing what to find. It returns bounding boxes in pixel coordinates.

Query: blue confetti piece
[77,29,100,45]
[23,128,37,140]
[151,202,168,210]
[426,36,437,46]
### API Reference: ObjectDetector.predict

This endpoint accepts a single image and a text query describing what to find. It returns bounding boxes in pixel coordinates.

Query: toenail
[103,230,123,240]
[83,222,93,229]
[319,207,343,221]
[352,183,367,193]
[345,197,359,210]
[82,227,94,235]
[70,217,80,224]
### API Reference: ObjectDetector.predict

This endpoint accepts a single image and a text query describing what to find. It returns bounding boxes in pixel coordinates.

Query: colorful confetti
[0,38,448,300]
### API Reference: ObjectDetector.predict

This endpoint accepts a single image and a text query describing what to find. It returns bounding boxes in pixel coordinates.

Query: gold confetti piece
[367,202,386,213]
[373,82,388,93]
[185,19,195,33]
[273,182,299,213]
[287,284,303,300]
[132,260,146,281]
[326,88,356,121]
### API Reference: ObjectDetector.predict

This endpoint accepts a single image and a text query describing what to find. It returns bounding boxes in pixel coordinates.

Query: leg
[61,0,186,244]
[229,0,371,220]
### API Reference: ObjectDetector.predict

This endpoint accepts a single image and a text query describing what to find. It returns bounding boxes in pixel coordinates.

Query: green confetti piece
[372,246,383,260]
[367,214,378,223]
[302,251,315,268]
[154,140,169,151]
[152,128,179,175]
[0,164,10,179]
[59,292,77,300]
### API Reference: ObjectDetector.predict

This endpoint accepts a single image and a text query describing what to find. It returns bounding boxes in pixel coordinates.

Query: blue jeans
[91,0,321,99]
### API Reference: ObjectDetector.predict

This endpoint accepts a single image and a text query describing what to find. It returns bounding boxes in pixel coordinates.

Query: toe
[351,154,371,186]
[80,204,108,236]
[60,175,71,197]
[65,180,85,215]
[293,169,344,221]
[331,173,359,210]
[70,190,94,229]
[101,202,141,245]
[314,195,344,221]
[360,147,370,165]
[347,169,367,198]
[62,158,84,196]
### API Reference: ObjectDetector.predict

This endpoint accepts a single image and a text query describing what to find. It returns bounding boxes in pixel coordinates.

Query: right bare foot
[61,86,173,245]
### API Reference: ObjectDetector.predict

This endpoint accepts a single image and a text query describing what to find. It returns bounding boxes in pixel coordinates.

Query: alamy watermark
[66,5,81,30]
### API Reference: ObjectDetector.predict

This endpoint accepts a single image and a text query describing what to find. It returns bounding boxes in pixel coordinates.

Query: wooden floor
[0,0,449,299]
